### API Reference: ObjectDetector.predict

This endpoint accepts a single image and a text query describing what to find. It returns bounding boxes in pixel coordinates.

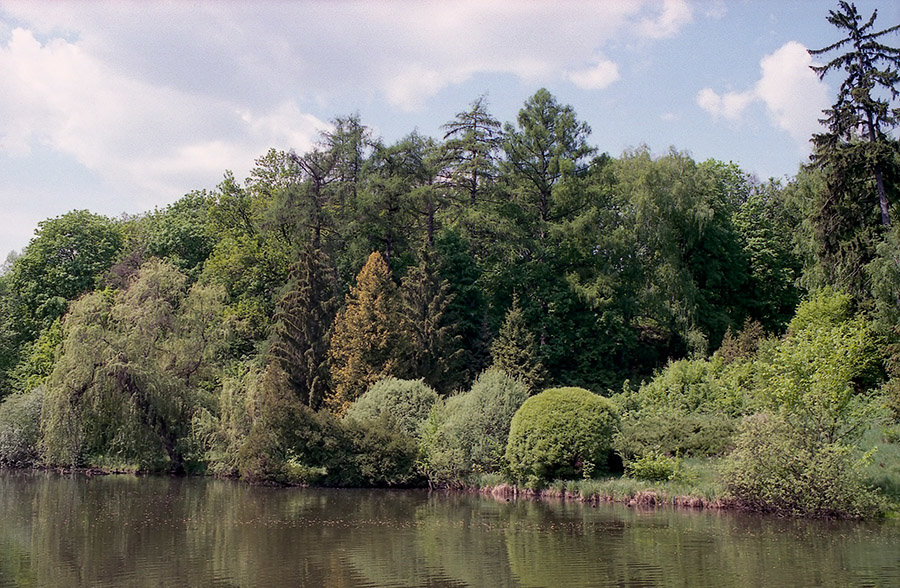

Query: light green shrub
[724,413,884,518]
[624,451,682,482]
[419,369,528,485]
[344,377,438,439]
[754,290,880,445]
[505,387,619,488]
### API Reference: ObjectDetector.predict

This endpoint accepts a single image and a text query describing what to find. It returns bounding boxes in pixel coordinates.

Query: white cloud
[0,27,326,208]
[755,41,829,142]
[0,1,700,115]
[566,58,621,90]
[637,0,693,39]
[696,87,755,120]
[697,41,829,145]
[385,65,463,111]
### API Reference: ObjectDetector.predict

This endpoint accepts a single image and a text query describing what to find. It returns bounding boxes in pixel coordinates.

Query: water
[1,470,897,587]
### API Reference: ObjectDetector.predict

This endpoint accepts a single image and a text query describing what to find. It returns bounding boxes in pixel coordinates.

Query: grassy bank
[471,457,732,510]
[470,450,900,518]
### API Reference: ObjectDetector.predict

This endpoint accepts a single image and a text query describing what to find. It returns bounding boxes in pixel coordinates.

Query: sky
[1,0,898,259]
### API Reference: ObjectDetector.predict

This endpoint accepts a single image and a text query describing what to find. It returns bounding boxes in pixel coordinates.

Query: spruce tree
[268,243,339,410]
[490,295,547,393]
[327,252,409,415]
[806,2,899,297]
[809,1,900,228]
[400,247,463,393]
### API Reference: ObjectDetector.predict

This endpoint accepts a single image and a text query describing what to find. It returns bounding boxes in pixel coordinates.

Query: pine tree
[327,252,409,415]
[490,294,547,393]
[268,243,339,410]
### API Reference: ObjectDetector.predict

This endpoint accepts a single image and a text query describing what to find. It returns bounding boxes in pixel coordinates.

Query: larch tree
[441,95,502,207]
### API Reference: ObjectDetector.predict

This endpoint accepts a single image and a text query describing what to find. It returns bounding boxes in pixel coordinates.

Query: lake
[1,470,897,587]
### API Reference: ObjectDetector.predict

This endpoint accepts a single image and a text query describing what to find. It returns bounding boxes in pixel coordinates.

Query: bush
[0,388,44,466]
[505,387,619,488]
[344,377,438,439]
[754,290,880,445]
[615,410,737,459]
[723,413,884,518]
[419,369,528,485]
[628,357,745,417]
[342,417,422,487]
[624,452,682,482]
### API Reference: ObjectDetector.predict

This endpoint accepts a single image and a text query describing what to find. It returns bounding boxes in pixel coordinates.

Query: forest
[0,2,898,519]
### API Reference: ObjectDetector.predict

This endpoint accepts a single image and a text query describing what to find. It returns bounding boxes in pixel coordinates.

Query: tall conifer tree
[327,252,409,415]
[490,295,547,393]
[268,243,339,410]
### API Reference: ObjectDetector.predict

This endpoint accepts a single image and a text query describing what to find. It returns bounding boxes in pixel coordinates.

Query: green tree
[144,191,218,278]
[400,247,463,393]
[441,95,502,206]
[804,2,900,299]
[433,229,491,387]
[40,260,225,472]
[731,179,801,330]
[489,90,607,387]
[501,88,595,242]
[6,210,123,339]
[348,134,432,271]
[268,244,339,410]
[810,1,900,228]
[327,252,410,415]
[490,295,547,393]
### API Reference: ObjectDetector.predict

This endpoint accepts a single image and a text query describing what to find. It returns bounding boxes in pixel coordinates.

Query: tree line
[0,1,897,517]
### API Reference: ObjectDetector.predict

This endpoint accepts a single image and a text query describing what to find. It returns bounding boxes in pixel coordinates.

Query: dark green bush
[505,387,619,488]
[344,377,438,439]
[724,413,884,519]
[419,369,528,485]
[0,388,44,466]
[341,416,422,487]
[236,366,421,487]
[615,410,737,459]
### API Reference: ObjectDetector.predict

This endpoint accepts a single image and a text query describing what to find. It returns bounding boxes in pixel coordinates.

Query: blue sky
[1,0,897,259]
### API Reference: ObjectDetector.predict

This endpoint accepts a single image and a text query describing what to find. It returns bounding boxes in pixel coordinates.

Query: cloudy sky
[1,0,896,257]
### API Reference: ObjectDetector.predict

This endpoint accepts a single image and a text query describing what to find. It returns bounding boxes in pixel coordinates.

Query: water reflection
[0,471,897,587]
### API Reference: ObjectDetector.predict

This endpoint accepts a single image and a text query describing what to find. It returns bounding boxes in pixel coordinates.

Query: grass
[861,424,900,510]
[470,457,730,509]
[470,448,900,517]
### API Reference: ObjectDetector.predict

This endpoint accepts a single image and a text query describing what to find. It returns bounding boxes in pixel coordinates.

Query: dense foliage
[344,377,438,439]
[419,369,529,485]
[0,3,898,518]
[505,387,619,488]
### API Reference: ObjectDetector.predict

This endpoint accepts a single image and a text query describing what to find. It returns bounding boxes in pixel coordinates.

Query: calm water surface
[0,470,897,587]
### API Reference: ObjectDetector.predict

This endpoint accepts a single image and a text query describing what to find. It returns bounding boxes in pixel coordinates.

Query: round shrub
[505,387,619,488]
[345,378,438,439]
